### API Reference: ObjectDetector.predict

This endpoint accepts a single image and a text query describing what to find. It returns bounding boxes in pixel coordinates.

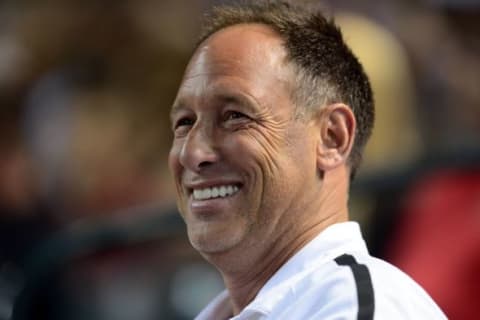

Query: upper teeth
[193,185,239,200]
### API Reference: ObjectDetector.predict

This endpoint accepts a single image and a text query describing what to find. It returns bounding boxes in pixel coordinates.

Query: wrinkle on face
[242,118,288,179]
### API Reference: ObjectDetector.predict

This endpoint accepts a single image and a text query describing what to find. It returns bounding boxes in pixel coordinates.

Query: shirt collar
[195,290,232,320]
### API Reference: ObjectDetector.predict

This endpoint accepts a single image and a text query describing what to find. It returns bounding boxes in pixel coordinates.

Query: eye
[175,117,195,128]
[173,116,195,136]
[224,110,248,121]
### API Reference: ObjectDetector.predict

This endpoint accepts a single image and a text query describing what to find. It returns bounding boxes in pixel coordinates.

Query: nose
[179,125,219,172]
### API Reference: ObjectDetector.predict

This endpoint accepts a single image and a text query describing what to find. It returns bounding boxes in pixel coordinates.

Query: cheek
[168,144,182,181]
[241,127,286,173]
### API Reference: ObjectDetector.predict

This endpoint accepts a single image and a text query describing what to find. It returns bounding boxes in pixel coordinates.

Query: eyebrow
[217,93,254,109]
[170,99,193,123]
[212,88,262,115]
[170,89,261,118]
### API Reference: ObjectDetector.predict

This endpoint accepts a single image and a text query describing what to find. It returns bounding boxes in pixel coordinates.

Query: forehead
[173,24,294,109]
[191,24,288,75]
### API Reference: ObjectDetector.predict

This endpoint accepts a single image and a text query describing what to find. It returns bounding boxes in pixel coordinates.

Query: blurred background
[0,0,478,319]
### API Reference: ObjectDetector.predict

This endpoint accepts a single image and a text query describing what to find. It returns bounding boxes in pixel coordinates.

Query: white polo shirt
[195,222,447,320]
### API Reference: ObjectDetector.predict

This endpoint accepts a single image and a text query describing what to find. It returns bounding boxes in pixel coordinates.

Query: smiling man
[168,1,446,319]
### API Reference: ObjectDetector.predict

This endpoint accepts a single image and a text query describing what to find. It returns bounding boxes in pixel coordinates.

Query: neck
[224,215,345,315]
[216,239,304,314]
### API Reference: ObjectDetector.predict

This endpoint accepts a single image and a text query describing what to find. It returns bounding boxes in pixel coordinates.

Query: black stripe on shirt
[334,254,375,320]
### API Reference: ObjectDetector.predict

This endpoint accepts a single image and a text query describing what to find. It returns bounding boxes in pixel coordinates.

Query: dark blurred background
[0,0,478,319]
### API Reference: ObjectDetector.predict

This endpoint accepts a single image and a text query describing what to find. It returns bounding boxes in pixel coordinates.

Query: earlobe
[316,103,356,171]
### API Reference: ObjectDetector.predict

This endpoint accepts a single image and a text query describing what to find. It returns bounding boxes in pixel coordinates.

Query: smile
[193,185,240,200]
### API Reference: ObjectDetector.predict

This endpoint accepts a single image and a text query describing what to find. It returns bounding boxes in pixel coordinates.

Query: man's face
[169,24,321,255]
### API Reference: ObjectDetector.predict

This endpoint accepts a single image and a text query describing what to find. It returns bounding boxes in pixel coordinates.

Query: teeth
[193,185,239,200]
[219,186,226,197]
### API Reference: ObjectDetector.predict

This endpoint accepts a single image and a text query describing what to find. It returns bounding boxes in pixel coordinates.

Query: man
[168,1,447,319]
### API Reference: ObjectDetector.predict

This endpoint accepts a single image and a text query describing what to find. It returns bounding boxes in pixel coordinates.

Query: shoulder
[275,253,446,319]
[349,253,447,319]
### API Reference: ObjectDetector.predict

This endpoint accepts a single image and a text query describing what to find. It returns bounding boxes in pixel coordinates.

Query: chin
[188,228,243,255]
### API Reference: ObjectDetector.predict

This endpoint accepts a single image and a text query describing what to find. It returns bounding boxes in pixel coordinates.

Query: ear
[315,103,356,172]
